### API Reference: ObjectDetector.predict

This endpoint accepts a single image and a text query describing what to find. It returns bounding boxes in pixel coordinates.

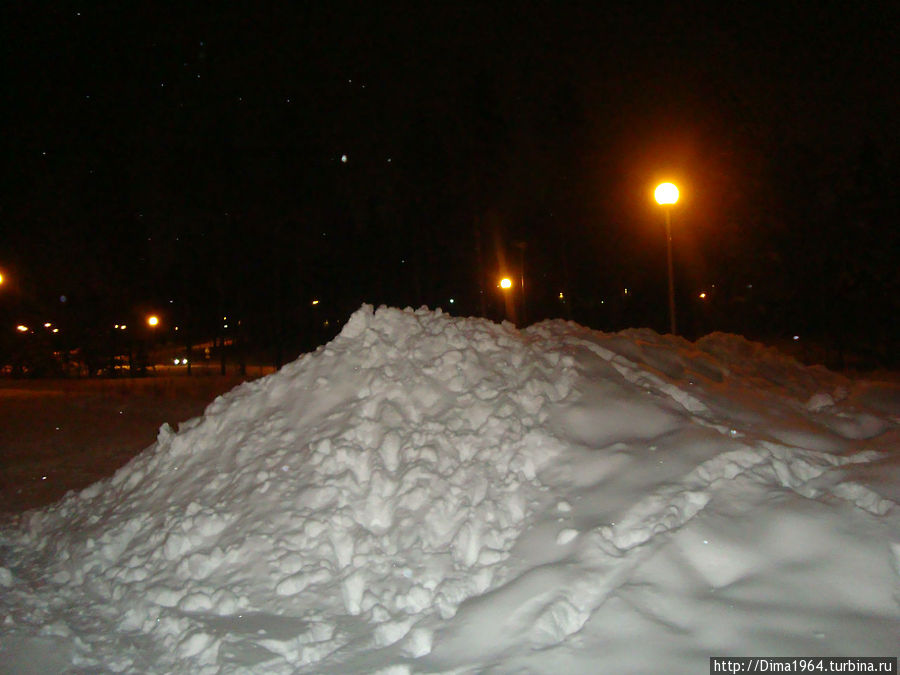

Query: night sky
[3,3,898,367]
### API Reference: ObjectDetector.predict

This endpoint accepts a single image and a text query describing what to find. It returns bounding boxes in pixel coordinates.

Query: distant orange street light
[147,315,159,327]
[655,182,680,335]
[654,182,679,206]
[498,276,517,323]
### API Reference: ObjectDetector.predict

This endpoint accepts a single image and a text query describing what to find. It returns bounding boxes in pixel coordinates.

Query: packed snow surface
[1,305,898,673]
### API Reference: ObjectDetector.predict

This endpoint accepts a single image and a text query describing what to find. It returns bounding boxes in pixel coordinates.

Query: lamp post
[654,182,679,335]
[146,314,160,372]
[498,276,517,324]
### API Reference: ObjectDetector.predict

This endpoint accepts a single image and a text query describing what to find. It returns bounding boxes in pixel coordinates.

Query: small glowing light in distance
[120,325,127,330]
[44,322,52,328]
[311,299,319,305]
[793,335,800,341]
[174,358,180,365]
[699,292,707,299]
[449,298,454,304]
[52,328,59,333]
[341,154,348,163]
[16,325,28,332]
[499,278,512,289]
[147,315,159,327]
[559,292,565,300]
[654,182,679,205]
[0,272,4,284]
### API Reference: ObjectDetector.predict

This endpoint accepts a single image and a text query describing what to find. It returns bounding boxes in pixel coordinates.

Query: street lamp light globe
[499,277,513,290]
[147,315,159,327]
[655,182,679,205]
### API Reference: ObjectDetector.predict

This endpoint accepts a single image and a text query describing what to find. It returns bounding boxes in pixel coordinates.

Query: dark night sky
[2,2,898,363]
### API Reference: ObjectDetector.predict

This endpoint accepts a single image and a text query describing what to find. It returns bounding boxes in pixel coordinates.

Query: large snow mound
[1,305,898,673]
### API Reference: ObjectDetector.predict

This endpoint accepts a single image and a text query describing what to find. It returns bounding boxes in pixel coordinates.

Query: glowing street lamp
[655,182,679,206]
[147,315,159,327]
[655,182,680,335]
[498,276,517,323]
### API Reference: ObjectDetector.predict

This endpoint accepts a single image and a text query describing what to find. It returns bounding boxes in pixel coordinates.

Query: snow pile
[1,305,898,673]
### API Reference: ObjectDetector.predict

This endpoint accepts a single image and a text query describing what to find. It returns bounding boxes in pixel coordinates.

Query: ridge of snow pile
[1,306,575,671]
[1,305,898,674]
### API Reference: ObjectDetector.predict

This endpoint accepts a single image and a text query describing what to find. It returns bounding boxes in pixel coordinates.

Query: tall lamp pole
[498,276,515,324]
[654,182,679,335]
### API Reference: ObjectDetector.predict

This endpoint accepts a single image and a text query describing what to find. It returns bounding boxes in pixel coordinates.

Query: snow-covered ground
[1,305,898,673]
